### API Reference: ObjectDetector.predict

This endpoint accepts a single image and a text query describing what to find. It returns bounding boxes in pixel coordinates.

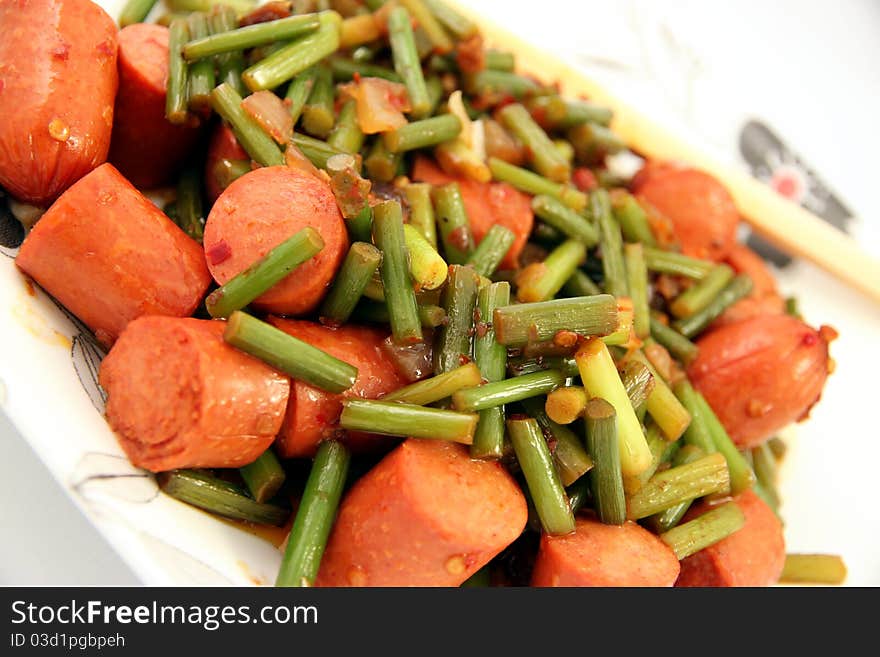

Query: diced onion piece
[340,77,412,134]
[285,144,325,181]
[241,90,293,145]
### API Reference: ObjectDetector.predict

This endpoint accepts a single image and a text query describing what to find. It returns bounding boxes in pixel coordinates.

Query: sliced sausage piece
[632,164,738,261]
[712,243,784,328]
[688,314,831,449]
[412,155,533,269]
[267,318,406,458]
[0,0,118,206]
[99,317,290,472]
[203,166,349,315]
[531,514,680,587]
[676,490,785,587]
[109,24,201,190]
[316,439,528,586]
[15,163,212,346]
[204,122,249,204]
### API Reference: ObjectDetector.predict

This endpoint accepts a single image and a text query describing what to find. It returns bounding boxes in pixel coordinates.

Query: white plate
[1,0,878,586]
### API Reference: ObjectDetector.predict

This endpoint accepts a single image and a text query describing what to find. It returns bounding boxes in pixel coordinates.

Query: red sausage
[16,163,212,346]
[99,317,290,472]
[531,515,680,587]
[203,166,349,315]
[204,122,249,204]
[712,243,785,328]
[412,155,533,270]
[676,490,785,587]
[688,314,831,449]
[0,0,118,206]
[316,439,527,586]
[267,318,406,458]
[108,24,201,189]
[633,164,739,261]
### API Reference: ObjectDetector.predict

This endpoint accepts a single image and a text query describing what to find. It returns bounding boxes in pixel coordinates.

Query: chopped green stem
[466,225,515,277]
[166,19,190,124]
[627,350,691,442]
[531,195,599,246]
[207,228,324,318]
[485,49,515,71]
[488,158,587,211]
[242,10,342,91]
[647,444,706,532]
[119,0,158,27]
[329,56,402,82]
[158,470,289,526]
[507,355,578,378]
[544,386,586,425]
[327,100,365,154]
[593,189,628,298]
[694,391,756,496]
[558,99,613,130]
[211,83,285,166]
[620,359,655,413]
[291,132,348,169]
[493,294,619,346]
[643,247,714,279]
[516,239,586,303]
[672,378,716,455]
[585,398,626,525]
[239,449,286,504]
[384,114,462,153]
[339,399,478,443]
[498,103,570,183]
[386,5,431,117]
[434,264,479,373]
[452,370,565,413]
[624,243,650,339]
[562,269,602,297]
[432,183,475,264]
[626,452,730,520]
[400,0,453,53]
[319,242,382,325]
[625,422,678,493]
[575,339,651,477]
[659,502,745,561]
[567,476,592,514]
[521,397,593,487]
[465,69,541,102]
[751,441,780,512]
[403,224,448,290]
[186,13,215,112]
[166,0,255,11]
[211,6,247,96]
[302,64,335,139]
[768,436,788,461]
[286,66,318,125]
[224,311,357,393]
[185,14,320,60]
[779,554,848,585]
[365,138,401,182]
[405,183,438,248]
[422,0,477,40]
[610,190,656,246]
[471,282,511,460]
[174,165,204,243]
[568,122,626,165]
[650,316,699,365]
[276,441,350,587]
[211,158,250,195]
[382,362,482,405]
[508,418,575,535]
[326,153,370,220]
[373,200,423,344]
[670,264,735,319]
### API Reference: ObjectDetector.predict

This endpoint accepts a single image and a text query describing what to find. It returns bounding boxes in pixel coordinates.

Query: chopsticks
[452,1,880,304]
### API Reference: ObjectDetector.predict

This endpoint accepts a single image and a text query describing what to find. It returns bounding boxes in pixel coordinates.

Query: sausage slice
[316,439,528,586]
[99,317,290,472]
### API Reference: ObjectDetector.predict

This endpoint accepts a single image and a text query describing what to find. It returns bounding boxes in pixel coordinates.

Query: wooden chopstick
[451,2,880,303]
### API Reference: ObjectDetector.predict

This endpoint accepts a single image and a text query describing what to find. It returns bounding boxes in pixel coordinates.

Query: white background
[1,0,878,584]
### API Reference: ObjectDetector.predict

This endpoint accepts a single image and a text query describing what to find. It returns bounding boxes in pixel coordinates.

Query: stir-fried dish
[0,0,846,586]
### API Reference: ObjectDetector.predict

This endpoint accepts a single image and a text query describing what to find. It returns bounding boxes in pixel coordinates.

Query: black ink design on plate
[739,119,854,267]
